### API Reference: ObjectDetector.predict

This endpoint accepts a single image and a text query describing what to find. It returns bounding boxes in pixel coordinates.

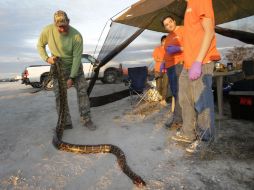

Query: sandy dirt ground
[0,81,253,190]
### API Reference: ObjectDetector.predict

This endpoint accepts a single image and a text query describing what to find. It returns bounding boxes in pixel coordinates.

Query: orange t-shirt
[164,26,184,69]
[152,45,165,72]
[183,0,221,69]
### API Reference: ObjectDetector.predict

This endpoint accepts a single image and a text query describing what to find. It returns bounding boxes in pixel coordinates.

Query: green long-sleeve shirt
[37,24,83,78]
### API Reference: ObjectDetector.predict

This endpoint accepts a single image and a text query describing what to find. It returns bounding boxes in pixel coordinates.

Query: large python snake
[52,59,146,187]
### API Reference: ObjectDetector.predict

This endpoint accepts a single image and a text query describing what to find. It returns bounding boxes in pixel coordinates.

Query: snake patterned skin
[52,59,146,187]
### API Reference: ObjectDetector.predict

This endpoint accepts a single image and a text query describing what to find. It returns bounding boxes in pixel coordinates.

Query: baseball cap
[54,10,69,26]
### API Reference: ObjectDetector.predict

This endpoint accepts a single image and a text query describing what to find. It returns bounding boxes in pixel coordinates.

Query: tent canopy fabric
[114,0,254,33]
[215,26,254,44]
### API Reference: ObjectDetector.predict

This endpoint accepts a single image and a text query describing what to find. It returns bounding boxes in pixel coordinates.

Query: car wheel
[31,82,42,88]
[102,70,118,84]
[42,76,54,91]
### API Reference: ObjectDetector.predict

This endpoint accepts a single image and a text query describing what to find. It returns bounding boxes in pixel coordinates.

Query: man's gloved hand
[189,61,202,80]
[166,45,181,54]
[47,56,57,64]
[160,62,166,73]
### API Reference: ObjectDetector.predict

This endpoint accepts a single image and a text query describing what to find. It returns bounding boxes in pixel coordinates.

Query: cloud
[0,0,138,76]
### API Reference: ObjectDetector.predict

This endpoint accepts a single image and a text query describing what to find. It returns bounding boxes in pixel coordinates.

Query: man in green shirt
[37,10,96,130]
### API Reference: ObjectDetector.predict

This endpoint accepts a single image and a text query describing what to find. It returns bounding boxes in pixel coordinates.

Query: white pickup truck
[21,54,122,90]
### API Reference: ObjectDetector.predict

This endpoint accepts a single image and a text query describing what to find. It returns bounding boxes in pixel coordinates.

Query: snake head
[134,177,146,187]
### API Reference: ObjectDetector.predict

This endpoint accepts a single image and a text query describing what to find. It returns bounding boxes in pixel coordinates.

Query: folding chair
[123,66,149,106]
[124,66,162,107]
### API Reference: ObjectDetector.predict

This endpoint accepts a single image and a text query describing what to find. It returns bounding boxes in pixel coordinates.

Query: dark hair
[161,15,177,26]
[161,35,167,43]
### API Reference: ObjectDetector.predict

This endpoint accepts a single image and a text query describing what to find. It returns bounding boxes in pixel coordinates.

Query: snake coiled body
[52,59,146,187]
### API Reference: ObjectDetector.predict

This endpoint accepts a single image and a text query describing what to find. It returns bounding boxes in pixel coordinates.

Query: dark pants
[155,71,168,100]
[167,63,183,124]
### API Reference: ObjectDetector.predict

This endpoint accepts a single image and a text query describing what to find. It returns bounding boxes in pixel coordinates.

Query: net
[87,10,160,96]
[87,22,145,96]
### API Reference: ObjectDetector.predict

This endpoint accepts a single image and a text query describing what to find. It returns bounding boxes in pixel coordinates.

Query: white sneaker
[186,140,201,153]
[172,131,193,143]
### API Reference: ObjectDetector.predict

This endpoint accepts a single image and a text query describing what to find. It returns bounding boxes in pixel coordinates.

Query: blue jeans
[179,62,215,141]
[167,64,183,123]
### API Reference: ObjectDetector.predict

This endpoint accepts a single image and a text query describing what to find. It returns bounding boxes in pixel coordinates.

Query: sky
[0,0,253,78]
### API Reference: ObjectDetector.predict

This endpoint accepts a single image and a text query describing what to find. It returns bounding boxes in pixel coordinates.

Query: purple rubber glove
[160,62,166,73]
[166,45,181,54]
[189,61,202,80]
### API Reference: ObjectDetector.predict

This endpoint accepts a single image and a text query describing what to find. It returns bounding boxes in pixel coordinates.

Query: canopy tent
[114,0,254,32]
[87,0,254,95]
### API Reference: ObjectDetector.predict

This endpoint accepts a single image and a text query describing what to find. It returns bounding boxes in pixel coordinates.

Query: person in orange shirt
[162,15,184,129]
[152,35,168,105]
[172,0,221,153]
